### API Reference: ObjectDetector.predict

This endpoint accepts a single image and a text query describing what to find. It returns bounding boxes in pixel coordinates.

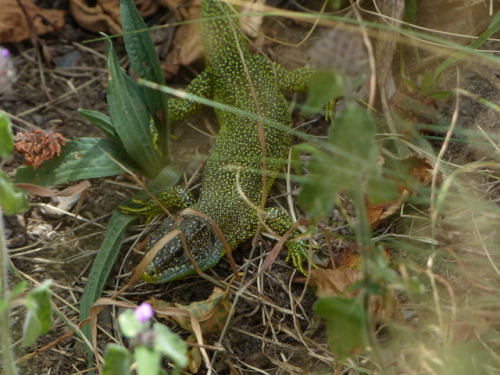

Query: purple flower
[0,47,16,88]
[135,302,153,324]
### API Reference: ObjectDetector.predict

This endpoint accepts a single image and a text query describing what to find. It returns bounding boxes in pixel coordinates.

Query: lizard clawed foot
[285,239,319,275]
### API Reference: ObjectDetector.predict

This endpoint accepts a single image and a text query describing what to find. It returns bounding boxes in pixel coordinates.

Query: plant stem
[0,207,19,375]
[352,188,387,375]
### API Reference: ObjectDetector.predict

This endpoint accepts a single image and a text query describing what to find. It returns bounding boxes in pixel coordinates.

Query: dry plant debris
[0,0,65,43]
[150,287,231,335]
[69,0,160,35]
[14,129,66,168]
[367,155,434,229]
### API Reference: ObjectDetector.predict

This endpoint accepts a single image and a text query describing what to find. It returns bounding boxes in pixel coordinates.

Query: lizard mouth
[142,214,224,283]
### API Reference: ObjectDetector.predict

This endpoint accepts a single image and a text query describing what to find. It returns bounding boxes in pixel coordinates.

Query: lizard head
[141,214,225,283]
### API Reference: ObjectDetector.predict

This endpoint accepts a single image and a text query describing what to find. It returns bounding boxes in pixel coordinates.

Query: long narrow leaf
[15,138,134,186]
[77,109,119,142]
[120,0,169,159]
[79,211,136,361]
[106,38,162,178]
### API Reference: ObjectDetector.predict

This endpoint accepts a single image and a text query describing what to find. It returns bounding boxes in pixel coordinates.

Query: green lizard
[121,0,318,283]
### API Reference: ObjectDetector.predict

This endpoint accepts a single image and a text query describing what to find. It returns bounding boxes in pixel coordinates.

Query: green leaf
[328,104,377,173]
[0,171,29,215]
[426,91,452,100]
[105,38,162,178]
[135,346,161,375]
[79,211,136,356]
[302,71,341,116]
[14,138,135,187]
[329,105,397,203]
[298,105,397,218]
[297,149,337,218]
[22,280,53,347]
[77,109,119,141]
[154,323,188,368]
[403,0,417,23]
[128,165,181,202]
[118,309,144,338]
[314,296,367,359]
[103,344,133,375]
[120,0,169,159]
[420,71,434,95]
[364,169,398,204]
[9,280,28,300]
[0,112,13,157]
[146,165,181,196]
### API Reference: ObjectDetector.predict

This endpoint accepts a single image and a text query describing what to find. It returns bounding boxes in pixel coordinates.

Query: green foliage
[314,296,367,360]
[301,71,342,117]
[153,323,189,369]
[327,0,347,11]
[15,138,134,186]
[0,113,28,215]
[0,280,52,348]
[296,104,397,219]
[120,0,169,159]
[403,0,417,23]
[79,211,135,342]
[0,112,14,157]
[105,37,162,178]
[103,306,188,375]
[103,344,133,375]
[22,280,53,347]
[77,109,118,141]
[134,346,162,375]
[118,309,145,337]
[0,171,29,215]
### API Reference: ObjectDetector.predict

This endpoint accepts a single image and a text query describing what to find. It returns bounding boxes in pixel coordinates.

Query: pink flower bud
[134,302,153,323]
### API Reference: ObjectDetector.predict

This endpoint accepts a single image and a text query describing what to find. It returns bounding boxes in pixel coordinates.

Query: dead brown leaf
[16,180,91,197]
[0,0,65,43]
[160,0,203,77]
[366,154,434,228]
[159,0,264,77]
[150,287,231,335]
[69,0,160,35]
[238,0,264,38]
[305,267,362,298]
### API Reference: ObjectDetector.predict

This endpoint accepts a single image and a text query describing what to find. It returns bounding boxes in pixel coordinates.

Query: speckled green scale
[126,0,317,282]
